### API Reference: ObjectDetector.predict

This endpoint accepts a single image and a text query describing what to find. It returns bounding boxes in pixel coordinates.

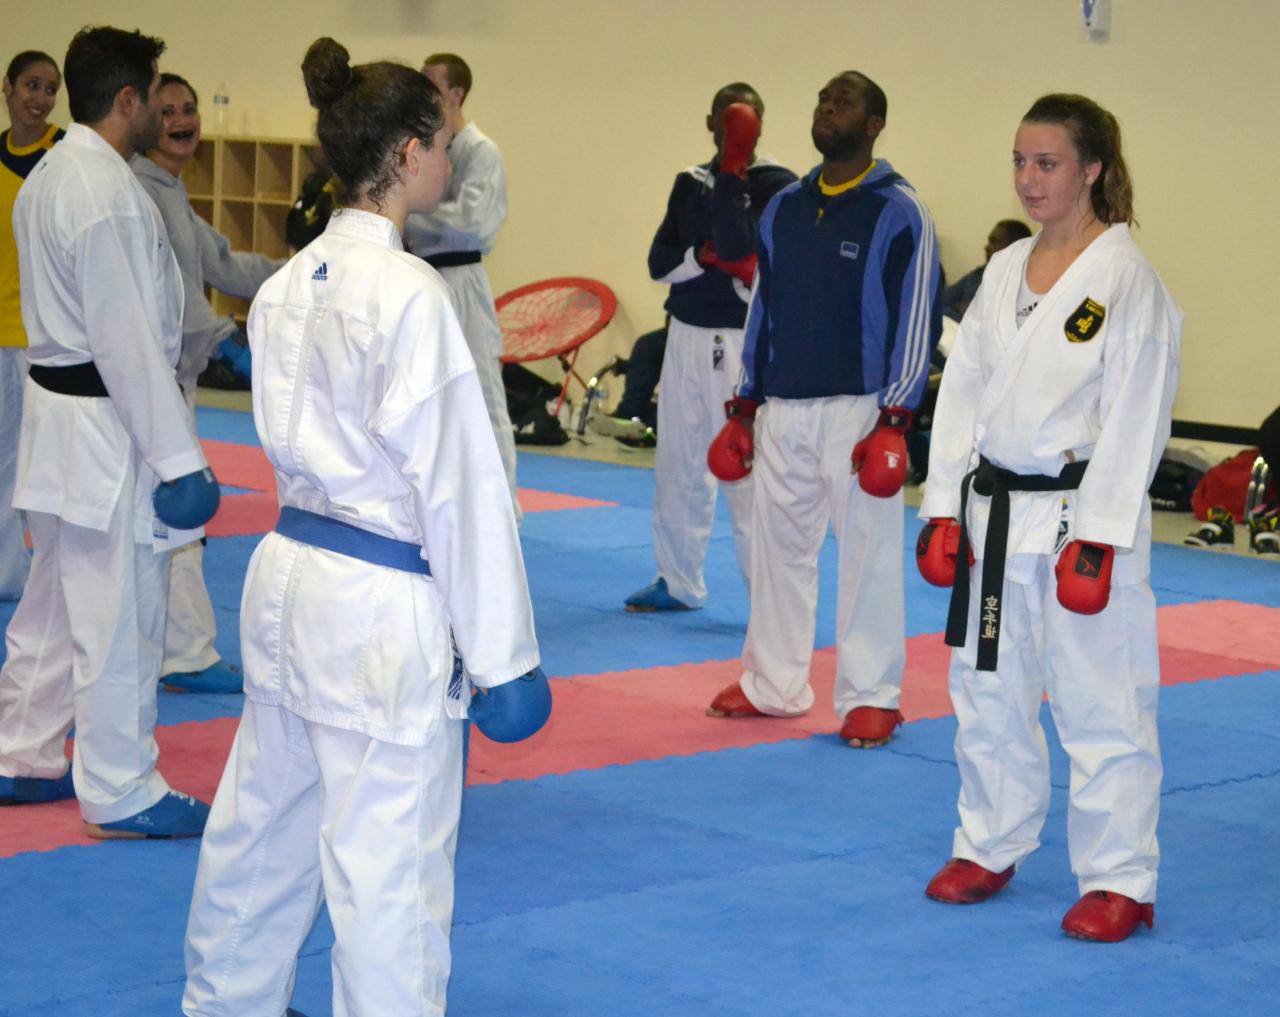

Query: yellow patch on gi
[1064,297,1106,343]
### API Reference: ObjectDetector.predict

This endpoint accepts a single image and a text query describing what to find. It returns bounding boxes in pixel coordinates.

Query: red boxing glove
[851,407,912,498]
[1055,540,1114,614]
[708,418,754,481]
[916,518,968,587]
[707,397,759,481]
[719,102,760,179]
[697,241,758,287]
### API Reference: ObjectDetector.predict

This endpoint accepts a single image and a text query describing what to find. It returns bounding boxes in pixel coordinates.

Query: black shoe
[1185,506,1235,548]
[1249,506,1280,555]
[616,427,656,449]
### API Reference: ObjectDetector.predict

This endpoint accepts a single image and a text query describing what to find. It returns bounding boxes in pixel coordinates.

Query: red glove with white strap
[915,518,970,588]
[718,102,760,179]
[851,407,912,497]
[707,397,759,482]
[1055,540,1114,614]
[697,241,758,288]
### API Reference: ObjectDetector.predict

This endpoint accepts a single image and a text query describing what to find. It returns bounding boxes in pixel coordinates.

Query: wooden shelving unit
[181,135,322,319]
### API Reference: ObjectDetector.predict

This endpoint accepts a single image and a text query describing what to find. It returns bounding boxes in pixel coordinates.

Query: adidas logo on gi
[311,262,329,281]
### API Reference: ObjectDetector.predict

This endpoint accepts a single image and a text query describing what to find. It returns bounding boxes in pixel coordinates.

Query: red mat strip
[4,600,1278,858]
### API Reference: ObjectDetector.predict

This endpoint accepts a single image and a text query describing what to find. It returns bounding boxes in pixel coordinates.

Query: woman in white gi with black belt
[916,94,1181,942]
[183,38,551,1017]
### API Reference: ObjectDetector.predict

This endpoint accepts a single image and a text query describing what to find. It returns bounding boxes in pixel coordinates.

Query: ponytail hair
[301,37,445,208]
[1022,93,1134,226]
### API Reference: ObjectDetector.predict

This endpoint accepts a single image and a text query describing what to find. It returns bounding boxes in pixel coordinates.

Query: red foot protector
[839,706,903,746]
[706,681,766,717]
[926,858,1015,903]
[1061,890,1154,941]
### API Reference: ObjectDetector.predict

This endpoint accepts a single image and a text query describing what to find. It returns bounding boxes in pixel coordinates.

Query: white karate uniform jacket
[244,206,538,744]
[404,123,519,514]
[185,209,539,1017]
[919,223,1182,901]
[920,224,1181,583]
[12,124,205,543]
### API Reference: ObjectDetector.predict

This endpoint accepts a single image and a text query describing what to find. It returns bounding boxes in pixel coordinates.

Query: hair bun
[302,37,353,109]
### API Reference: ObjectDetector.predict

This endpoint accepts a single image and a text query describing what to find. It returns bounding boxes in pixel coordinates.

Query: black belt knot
[945,456,1088,671]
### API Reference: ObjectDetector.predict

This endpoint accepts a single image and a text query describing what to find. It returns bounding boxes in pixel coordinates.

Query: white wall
[5,0,1277,426]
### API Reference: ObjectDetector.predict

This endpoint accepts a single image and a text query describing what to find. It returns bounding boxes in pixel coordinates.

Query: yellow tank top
[0,124,63,348]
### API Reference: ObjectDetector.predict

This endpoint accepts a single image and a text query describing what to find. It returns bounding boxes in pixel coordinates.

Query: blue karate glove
[217,329,252,386]
[469,667,552,743]
[153,467,221,529]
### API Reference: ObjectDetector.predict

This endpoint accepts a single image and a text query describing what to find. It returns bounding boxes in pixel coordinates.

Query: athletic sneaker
[85,790,211,840]
[1184,506,1234,548]
[590,414,649,441]
[161,660,244,694]
[624,577,692,612]
[616,427,657,450]
[1248,506,1280,555]
[0,768,75,806]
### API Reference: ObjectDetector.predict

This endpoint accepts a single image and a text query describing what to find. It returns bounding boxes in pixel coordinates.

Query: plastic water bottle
[211,83,230,135]
[577,380,609,436]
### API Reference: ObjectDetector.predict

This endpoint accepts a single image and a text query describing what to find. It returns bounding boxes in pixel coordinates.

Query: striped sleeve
[879,184,942,409]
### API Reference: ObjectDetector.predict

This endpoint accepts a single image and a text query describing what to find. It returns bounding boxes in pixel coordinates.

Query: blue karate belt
[945,456,1088,672]
[275,507,431,575]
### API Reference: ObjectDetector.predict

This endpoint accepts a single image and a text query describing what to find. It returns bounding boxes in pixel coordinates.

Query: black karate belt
[945,456,1089,672]
[29,362,109,397]
[422,251,482,269]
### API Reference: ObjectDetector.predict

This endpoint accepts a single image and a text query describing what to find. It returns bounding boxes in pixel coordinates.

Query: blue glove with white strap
[469,667,552,743]
[153,467,221,529]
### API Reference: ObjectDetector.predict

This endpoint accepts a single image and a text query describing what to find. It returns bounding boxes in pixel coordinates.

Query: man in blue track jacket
[707,70,942,748]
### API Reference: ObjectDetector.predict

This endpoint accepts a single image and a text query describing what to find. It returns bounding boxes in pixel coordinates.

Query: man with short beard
[706,71,942,749]
[0,26,213,838]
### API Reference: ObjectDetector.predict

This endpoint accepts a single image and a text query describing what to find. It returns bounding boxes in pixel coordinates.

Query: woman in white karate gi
[917,94,1181,943]
[183,38,549,1017]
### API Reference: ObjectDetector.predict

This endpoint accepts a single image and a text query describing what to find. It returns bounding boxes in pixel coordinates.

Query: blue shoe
[624,577,694,613]
[286,1010,309,1016]
[0,767,75,806]
[85,790,210,840]
[161,660,243,694]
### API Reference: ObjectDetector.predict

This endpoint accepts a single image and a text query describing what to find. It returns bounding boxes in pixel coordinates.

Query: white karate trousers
[651,318,753,606]
[162,389,220,676]
[740,395,905,717]
[0,347,29,598]
[183,699,464,1017]
[947,555,1162,902]
[436,262,519,523]
[0,476,171,823]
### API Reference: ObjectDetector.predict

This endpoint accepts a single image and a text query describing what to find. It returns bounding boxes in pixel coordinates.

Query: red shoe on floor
[1061,890,1154,942]
[706,681,766,718]
[925,858,1015,904]
[839,706,903,747]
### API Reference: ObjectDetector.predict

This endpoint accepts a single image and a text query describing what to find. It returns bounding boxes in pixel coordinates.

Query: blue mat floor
[0,411,1277,1016]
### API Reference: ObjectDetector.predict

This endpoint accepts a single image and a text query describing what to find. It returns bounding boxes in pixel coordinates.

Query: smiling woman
[1,49,63,599]
[128,70,281,696]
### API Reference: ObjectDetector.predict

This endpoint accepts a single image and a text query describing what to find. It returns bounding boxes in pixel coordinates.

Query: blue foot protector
[85,791,211,840]
[285,1010,309,1016]
[0,767,75,806]
[162,660,244,694]
[624,577,695,613]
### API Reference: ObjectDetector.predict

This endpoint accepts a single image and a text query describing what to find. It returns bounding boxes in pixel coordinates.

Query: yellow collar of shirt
[819,160,876,197]
[6,123,60,157]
